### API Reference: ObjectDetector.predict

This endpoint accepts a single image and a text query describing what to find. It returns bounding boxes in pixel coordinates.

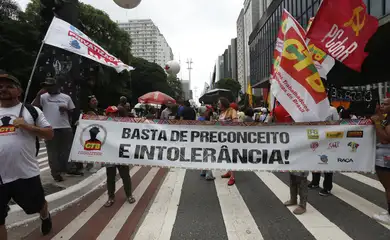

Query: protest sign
[70,115,376,172]
[43,17,134,73]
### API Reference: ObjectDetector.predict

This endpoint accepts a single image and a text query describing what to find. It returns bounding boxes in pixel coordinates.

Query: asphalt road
[8,167,390,240]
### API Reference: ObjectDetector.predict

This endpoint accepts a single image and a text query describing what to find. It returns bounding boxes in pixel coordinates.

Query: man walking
[0,71,54,239]
[33,77,81,182]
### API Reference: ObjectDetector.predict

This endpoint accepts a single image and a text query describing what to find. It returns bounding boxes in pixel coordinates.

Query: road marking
[321,176,390,230]
[341,173,384,192]
[51,167,141,240]
[214,171,264,240]
[258,172,353,240]
[133,169,185,240]
[96,168,159,240]
[38,157,48,164]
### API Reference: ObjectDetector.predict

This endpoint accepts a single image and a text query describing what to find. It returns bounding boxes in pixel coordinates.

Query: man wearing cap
[0,70,54,238]
[32,77,81,182]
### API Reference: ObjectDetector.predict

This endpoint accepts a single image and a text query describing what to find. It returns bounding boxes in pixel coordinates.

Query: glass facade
[249,0,390,87]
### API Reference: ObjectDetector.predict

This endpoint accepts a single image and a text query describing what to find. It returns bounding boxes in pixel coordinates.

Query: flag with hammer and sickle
[306,0,378,72]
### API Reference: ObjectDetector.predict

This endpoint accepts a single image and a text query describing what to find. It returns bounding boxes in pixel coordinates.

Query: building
[181,79,191,100]
[230,38,238,81]
[118,19,174,69]
[249,0,390,103]
[236,9,246,92]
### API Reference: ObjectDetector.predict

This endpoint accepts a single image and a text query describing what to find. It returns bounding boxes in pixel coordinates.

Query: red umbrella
[138,91,176,105]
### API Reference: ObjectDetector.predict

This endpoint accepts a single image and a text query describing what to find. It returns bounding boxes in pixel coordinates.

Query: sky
[15,0,244,101]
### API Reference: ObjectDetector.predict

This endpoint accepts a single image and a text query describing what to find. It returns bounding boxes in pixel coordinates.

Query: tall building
[230,38,238,82]
[118,19,174,69]
[236,9,245,92]
[181,80,191,100]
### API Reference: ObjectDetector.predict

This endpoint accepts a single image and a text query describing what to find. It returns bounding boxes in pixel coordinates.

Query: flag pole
[19,40,45,117]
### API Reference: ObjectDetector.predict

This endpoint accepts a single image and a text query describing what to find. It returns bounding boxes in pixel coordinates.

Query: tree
[167,74,183,100]
[215,78,242,98]
[130,57,172,104]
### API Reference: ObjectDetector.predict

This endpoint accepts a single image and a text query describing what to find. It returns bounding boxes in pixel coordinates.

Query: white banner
[70,116,376,172]
[44,17,134,73]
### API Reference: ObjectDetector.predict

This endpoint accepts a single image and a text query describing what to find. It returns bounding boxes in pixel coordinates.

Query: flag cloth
[306,0,378,72]
[270,9,330,122]
[246,83,253,107]
[44,17,134,73]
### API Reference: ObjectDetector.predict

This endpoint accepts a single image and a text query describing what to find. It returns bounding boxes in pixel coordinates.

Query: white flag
[44,17,134,73]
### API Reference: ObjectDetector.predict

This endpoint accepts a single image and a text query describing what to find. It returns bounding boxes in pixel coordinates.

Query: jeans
[45,128,74,177]
[106,166,132,199]
[311,172,333,191]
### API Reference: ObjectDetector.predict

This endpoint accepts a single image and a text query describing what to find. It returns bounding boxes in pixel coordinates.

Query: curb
[6,168,107,228]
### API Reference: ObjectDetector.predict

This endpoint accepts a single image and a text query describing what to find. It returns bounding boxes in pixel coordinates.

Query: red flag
[306,0,378,72]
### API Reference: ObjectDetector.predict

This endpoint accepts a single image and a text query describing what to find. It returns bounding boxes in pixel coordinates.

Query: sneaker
[283,200,297,206]
[373,212,390,225]
[227,177,235,186]
[53,175,64,182]
[41,213,52,236]
[319,189,331,196]
[221,172,231,178]
[66,170,84,176]
[308,183,320,189]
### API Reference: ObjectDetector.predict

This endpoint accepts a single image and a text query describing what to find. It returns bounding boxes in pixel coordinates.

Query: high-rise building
[118,19,174,69]
[236,9,245,92]
[230,38,238,82]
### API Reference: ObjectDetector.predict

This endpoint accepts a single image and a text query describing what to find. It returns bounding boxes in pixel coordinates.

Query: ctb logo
[80,124,107,151]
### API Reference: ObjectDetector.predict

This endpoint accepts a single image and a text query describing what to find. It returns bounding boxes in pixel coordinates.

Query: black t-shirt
[180,106,196,120]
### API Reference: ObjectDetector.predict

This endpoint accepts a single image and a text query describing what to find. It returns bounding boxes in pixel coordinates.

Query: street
[7,166,390,240]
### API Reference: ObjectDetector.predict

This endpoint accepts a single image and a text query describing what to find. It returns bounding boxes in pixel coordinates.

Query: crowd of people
[1,71,390,239]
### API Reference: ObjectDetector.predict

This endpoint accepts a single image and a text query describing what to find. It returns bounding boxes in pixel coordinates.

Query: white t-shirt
[326,106,340,121]
[40,93,75,129]
[0,103,51,184]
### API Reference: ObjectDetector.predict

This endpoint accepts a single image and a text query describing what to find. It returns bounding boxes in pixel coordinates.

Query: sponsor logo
[0,115,16,135]
[328,141,340,149]
[338,158,354,163]
[310,142,319,151]
[70,40,81,49]
[307,129,319,139]
[326,131,344,139]
[79,124,107,156]
[318,155,329,164]
[347,131,363,138]
[348,142,359,152]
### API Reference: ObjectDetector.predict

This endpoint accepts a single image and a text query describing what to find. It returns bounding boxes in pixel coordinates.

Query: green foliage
[167,74,184,101]
[215,78,242,98]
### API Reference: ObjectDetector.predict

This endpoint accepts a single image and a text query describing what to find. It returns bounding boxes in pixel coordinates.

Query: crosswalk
[37,141,49,172]
[21,167,390,240]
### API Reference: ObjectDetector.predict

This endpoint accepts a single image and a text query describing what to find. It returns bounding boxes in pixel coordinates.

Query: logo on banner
[344,6,366,37]
[0,115,16,135]
[307,129,319,139]
[338,158,354,163]
[318,155,329,164]
[348,142,359,152]
[79,124,107,155]
[326,131,344,139]
[328,141,340,149]
[347,131,363,138]
[310,142,319,151]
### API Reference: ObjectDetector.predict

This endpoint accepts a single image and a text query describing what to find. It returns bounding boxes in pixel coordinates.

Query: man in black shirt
[179,100,196,120]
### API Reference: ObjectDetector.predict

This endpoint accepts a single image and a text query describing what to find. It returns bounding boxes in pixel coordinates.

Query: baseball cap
[230,103,238,111]
[41,77,57,86]
[105,106,118,114]
[0,70,21,87]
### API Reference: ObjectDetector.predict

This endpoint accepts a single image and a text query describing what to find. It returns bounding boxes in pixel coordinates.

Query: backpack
[24,104,40,157]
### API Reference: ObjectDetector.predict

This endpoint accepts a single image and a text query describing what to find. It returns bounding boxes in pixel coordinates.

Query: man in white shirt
[33,77,80,182]
[308,106,340,196]
[0,71,54,238]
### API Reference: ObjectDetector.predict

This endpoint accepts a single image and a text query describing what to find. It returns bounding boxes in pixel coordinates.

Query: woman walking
[104,106,136,207]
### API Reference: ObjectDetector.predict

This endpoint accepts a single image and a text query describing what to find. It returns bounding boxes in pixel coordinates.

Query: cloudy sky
[15,0,244,101]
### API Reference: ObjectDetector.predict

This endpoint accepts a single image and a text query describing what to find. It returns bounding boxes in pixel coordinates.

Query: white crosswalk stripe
[18,168,390,240]
[37,141,49,172]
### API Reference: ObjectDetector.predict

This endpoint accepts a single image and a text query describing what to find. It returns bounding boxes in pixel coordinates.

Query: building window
[370,0,384,17]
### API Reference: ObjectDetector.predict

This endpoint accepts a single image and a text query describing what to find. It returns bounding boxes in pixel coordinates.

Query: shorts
[0,176,46,225]
[376,165,390,172]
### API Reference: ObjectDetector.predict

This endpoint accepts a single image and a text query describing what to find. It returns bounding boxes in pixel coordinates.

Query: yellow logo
[344,6,366,37]
[326,131,344,139]
[307,129,319,140]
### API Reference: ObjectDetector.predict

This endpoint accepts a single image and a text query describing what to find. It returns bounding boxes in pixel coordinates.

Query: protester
[0,71,54,238]
[118,96,129,117]
[32,77,82,182]
[244,108,254,122]
[308,105,340,196]
[104,106,136,207]
[219,97,238,186]
[371,99,390,225]
[237,106,246,122]
[145,107,157,119]
[259,108,268,122]
[160,104,172,120]
[198,106,215,180]
[179,100,196,120]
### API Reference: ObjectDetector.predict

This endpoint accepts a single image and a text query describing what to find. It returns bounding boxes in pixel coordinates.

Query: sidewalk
[6,143,106,228]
